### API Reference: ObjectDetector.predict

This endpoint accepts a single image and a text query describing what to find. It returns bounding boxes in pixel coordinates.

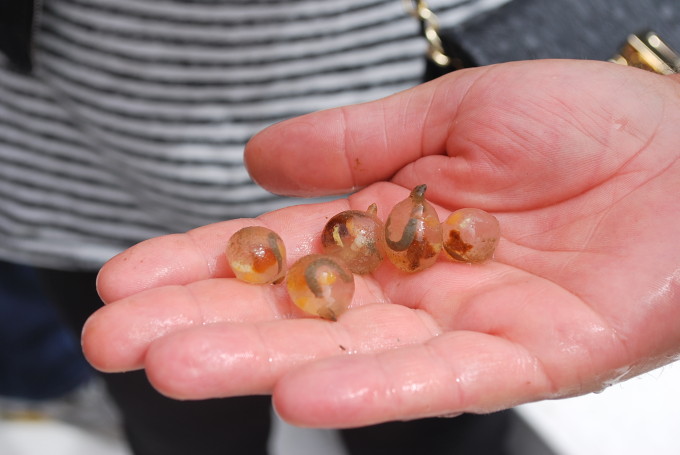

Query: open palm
[83,60,680,428]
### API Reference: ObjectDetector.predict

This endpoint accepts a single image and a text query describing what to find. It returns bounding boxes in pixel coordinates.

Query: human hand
[83,60,680,428]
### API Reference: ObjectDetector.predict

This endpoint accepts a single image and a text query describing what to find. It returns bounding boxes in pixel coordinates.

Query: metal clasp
[403,0,452,68]
[610,31,680,75]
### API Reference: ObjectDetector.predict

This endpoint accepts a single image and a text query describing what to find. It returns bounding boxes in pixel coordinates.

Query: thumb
[244,71,474,197]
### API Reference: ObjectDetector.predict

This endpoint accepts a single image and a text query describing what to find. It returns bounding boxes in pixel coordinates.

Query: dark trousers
[0,261,91,399]
[36,267,511,455]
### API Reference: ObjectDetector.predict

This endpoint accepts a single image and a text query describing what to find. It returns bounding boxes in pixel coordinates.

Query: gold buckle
[610,31,680,74]
[403,0,452,68]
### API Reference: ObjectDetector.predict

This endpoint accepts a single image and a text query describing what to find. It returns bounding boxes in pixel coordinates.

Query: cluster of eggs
[226,185,500,321]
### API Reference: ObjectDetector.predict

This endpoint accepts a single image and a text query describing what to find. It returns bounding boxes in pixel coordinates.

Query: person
[0,0,518,453]
[84,56,680,426]
[3,0,679,453]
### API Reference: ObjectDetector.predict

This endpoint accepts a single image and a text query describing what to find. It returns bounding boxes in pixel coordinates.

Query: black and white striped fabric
[0,0,508,270]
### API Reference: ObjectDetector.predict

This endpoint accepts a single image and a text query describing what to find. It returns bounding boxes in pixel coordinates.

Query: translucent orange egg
[442,208,500,263]
[226,226,286,284]
[384,184,442,272]
[320,203,385,274]
[286,254,355,321]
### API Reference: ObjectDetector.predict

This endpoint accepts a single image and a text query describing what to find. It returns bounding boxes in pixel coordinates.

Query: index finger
[96,183,408,303]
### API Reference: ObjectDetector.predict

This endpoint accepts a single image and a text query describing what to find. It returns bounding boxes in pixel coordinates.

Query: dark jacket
[0,0,36,72]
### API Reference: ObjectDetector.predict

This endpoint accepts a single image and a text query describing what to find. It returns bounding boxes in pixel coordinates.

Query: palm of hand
[83,61,680,428]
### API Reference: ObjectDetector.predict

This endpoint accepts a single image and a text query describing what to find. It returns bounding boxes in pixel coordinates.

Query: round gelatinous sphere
[226,226,286,284]
[320,203,385,274]
[384,184,442,272]
[286,254,354,321]
[442,208,500,263]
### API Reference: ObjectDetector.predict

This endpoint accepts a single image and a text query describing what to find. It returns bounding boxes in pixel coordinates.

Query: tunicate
[286,254,355,321]
[226,226,286,284]
[320,203,385,274]
[442,208,500,263]
[384,184,442,272]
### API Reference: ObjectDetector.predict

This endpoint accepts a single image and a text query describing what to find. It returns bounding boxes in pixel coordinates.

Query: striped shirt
[0,0,509,270]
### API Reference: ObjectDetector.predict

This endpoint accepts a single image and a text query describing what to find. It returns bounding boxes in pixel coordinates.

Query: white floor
[0,410,548,455]
[516,360,680,455]
[0,419,128,455]
[1,361,679,455]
